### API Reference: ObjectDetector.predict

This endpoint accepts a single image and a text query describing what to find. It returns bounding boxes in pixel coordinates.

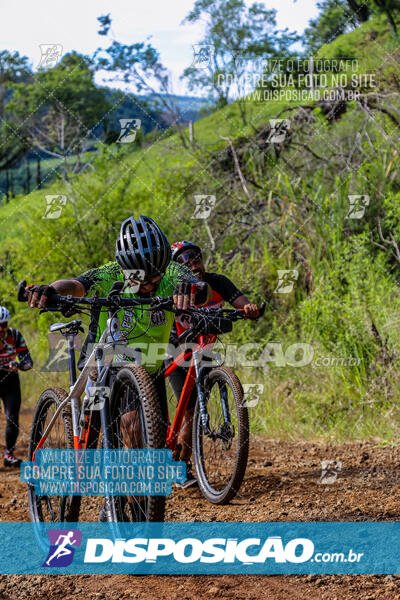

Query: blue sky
[1,0,320,94]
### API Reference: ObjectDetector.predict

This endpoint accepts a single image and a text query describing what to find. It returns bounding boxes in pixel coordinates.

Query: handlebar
[187,301,267,321]
[17,279,166,312]
[17,280,266,322]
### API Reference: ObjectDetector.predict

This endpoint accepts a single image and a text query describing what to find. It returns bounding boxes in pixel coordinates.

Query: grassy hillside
[1,15,400,441]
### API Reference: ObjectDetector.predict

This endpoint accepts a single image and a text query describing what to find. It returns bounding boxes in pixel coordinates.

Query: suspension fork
[193,349,211,436]
[219,380,232,424]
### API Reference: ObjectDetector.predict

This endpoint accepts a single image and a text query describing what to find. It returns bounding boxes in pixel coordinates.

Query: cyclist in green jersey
[25,215,211,447]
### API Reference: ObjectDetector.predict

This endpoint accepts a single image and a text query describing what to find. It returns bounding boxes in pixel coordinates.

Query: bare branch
[375,217,400,264]
[221,136,253,202]
[204,221,215,252]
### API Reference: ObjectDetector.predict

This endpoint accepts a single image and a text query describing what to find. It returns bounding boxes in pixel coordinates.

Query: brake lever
[151,296,174,311]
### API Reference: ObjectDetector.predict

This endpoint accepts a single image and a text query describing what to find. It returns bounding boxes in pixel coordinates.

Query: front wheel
[192,367,249,504]
[28,387,81,523]
[106,364,166,522]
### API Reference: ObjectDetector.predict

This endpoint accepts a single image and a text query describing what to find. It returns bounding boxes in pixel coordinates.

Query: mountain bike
[18,279,171,524]
[164,302,265,504]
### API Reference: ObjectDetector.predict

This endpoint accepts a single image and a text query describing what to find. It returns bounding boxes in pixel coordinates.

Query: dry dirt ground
[0,409,399,599]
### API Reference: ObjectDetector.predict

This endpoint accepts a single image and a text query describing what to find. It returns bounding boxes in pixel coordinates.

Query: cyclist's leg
[120,386,142,449]
[172,368,197,487]
[0,373,21,453]
[177,389,197,460]
[167,360,185,403]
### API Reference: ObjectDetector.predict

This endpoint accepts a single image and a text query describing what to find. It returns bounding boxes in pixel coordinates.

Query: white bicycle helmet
[0,306,10,323]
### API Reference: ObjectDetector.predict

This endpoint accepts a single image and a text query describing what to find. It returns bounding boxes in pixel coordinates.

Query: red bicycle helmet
[171,240,202,262]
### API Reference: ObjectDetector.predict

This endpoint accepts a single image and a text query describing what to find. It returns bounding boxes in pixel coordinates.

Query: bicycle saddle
[49,320,84,333]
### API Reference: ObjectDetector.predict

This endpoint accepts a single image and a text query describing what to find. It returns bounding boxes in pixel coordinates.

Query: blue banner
[1,522,399,574]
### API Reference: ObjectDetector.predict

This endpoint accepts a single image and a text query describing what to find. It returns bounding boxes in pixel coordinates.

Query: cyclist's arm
[172,279,211,310]
[193,282,212,305]
[204,273,259,317]
[232,295,259,318]
[168,262,211,309]
[53,280,86,297]
[13,329,33,371]
[203,283,213,304]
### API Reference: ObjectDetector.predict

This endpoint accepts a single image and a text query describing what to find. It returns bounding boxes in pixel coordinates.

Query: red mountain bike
[164,303,265,504]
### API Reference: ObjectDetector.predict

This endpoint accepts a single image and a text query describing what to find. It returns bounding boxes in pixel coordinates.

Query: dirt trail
[0,410,399,599]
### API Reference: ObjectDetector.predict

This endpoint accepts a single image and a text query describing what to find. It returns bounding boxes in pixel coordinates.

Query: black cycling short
[0,372,21,452]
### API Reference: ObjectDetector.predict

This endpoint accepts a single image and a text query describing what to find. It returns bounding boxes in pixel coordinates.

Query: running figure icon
[43,529,81,567]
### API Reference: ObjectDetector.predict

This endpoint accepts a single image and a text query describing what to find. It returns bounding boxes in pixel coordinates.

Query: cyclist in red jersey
[168,241,259,487]
[0,306,33,466]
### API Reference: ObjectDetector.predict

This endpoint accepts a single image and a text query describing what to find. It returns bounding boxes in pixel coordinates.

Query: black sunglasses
[177,250,202,265]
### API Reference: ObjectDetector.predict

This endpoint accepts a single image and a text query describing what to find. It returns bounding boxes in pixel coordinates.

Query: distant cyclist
[24,216,211,455]
[0,306,33,467]
[168,241,259,488]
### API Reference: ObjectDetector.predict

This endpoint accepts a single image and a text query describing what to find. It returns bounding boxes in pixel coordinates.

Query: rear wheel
[192,367,249,504]
[106,365,166,522]
[28,388,81,523]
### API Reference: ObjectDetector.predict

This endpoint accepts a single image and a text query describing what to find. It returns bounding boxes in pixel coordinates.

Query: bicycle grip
[17,280,27,302]
[258,302,266,317]
[17,280,64,307]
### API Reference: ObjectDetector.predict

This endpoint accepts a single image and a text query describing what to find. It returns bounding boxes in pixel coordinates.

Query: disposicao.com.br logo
[83,536,363,565]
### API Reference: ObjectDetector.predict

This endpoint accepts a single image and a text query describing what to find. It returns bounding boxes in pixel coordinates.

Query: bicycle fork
[194,349,232,441]
[193,349,212,436]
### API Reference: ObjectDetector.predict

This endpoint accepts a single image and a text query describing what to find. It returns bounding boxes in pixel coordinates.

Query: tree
[346,0,400,34]
[181,0,298,123]
[95,15,190,147]
[345,0,371,22]
[8,52,112,169]
[0,51,32,173]
[306,0,400,50]
[303,0,359,53]
[372,0,400,36]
